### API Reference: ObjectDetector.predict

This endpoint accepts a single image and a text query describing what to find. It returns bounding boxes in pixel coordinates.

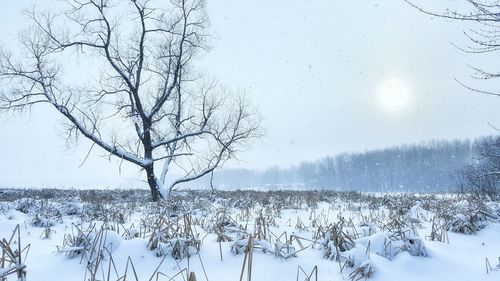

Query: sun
[377,77,411,112]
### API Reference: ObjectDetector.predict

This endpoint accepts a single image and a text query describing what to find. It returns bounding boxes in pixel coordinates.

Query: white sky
[1,0,500,188]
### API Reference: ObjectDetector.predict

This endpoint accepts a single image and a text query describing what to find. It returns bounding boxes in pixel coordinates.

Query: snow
[0,192,499,281]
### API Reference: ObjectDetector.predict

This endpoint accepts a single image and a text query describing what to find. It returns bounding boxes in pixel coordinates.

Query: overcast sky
[1,0,500,189]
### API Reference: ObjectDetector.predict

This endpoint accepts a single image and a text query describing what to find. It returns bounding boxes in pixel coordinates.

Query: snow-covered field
[0,189,499,281]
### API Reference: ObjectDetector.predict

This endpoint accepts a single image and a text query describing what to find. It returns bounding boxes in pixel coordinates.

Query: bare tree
[0,0,261,201]
[450,138,500,200]
[405,0,500,95]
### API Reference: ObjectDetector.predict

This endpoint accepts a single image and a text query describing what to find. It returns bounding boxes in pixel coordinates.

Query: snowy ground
[0,189,499,281]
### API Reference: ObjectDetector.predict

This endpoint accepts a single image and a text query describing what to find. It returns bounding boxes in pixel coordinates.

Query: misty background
[183,138,476,192]
[1,0,500,191]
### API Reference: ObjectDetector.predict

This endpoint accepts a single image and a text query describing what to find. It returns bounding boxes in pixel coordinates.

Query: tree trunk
[143,120,161,202]
[146,164,160,202]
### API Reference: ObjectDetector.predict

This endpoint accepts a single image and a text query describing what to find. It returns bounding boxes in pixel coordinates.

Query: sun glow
[377,77,411,112]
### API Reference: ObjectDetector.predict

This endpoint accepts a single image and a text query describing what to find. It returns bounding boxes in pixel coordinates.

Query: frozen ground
[0,189,499,281]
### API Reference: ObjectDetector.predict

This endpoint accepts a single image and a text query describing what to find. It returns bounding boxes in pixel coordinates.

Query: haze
[1,0,500,189]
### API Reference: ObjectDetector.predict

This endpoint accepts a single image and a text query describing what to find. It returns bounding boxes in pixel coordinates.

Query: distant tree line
[183,139,481,192]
